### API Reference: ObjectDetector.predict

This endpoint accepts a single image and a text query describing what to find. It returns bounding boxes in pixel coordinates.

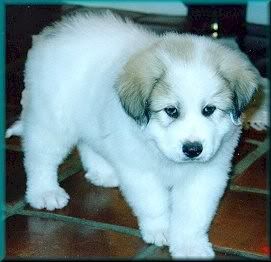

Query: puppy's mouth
[165,152,212,164]
[182,156,205,163]
[180,153,214,163]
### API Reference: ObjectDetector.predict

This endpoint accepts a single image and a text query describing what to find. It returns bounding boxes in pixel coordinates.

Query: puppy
[6,11,260,258]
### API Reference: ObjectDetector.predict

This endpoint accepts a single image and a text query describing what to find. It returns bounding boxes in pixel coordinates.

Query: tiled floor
[5,109,269,259]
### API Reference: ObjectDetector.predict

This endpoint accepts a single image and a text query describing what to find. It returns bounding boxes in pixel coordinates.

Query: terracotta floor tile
[232,141,257,166]
[233,153,267,190]
[35,171,139,229]
[144,246,247,259]
[6,150,26,205]
[6,215,146,258]
[241,128,267,141]
[209,190,268,256]
[214,252,249,259]
[58,149,82,174]
[5,137,22,150]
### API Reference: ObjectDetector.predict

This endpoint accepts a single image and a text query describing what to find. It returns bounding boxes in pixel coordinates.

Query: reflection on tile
[233,154,267,190]
[47,172,139,229]
[210,190,267,255]
[6,215,147,258]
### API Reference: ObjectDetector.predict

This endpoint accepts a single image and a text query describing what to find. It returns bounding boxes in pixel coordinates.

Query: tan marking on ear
[149,81,175,112]
[205,40,261,114]
[116,45,166,125]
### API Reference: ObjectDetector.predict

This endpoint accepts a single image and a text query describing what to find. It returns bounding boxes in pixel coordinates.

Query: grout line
[230,184,269,195]
[213,245,270,260]
[134,245,271,260]
[58,161,83,183]
[245,138,264,146]
[231,138,268,180]
[17,209,141,238]
[133,245,160,260]
[6,200,26,218]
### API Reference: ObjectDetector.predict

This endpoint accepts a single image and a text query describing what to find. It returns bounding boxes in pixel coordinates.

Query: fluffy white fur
[6,12,260,259]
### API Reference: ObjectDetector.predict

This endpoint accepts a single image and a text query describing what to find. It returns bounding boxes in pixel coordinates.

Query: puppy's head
[116,34,261,163]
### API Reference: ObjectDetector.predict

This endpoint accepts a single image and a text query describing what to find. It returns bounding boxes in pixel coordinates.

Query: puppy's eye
[202,105,216,117]
[164,107,179,118]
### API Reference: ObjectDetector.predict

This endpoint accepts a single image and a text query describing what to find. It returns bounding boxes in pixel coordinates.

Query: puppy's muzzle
[182,141,203,158]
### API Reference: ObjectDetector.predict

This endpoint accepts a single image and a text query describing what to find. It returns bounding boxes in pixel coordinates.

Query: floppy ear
[116,48,165,125]
[217,46,261,121]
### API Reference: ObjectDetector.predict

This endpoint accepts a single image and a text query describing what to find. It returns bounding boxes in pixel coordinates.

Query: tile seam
[231,138,268,180]
[131,244,270,260]
[230,184,269,195]
[58,162,83,183]
[245,138,264,146]
[213,245,269,260]
[17,209,141,238]
[5,199,25,218]
[132,245,160,260]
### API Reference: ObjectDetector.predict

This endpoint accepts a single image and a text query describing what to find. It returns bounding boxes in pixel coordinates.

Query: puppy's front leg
[169,170,228,259]
[23,125,72,211]
[120,171,170,247]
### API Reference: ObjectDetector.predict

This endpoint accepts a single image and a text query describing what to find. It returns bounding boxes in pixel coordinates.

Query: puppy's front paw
[170,237,215,259]
[26,187,70,211]
[140,215,169,247]
[142,227,168,247]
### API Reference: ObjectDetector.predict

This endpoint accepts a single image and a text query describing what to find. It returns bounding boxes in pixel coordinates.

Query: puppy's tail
[6,88,28,138]
[6,120,23,138]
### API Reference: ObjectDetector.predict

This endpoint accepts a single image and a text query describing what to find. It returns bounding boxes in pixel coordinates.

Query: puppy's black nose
[182,141,203,158]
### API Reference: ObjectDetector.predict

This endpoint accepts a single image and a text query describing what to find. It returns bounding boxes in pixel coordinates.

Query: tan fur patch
[158,33,195,63]
[149,81,176,112]
[116,45,165,124]
[204,40,261,115]
[116,34,196,124]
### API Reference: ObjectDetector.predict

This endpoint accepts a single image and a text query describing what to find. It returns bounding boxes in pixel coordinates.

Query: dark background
[6,4,269,125]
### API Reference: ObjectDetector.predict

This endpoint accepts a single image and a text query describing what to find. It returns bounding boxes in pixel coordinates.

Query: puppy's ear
[216,46,261,120]
[116,48,164,125]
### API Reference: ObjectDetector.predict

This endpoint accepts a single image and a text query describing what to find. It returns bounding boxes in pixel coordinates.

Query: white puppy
[7,11,260,259]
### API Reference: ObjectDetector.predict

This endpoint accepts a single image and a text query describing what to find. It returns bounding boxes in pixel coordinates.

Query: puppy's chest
[154,162,190,187]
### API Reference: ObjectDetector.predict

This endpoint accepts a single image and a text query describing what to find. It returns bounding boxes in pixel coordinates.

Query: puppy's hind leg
[23,125,73,211]
[78,142,119,188]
